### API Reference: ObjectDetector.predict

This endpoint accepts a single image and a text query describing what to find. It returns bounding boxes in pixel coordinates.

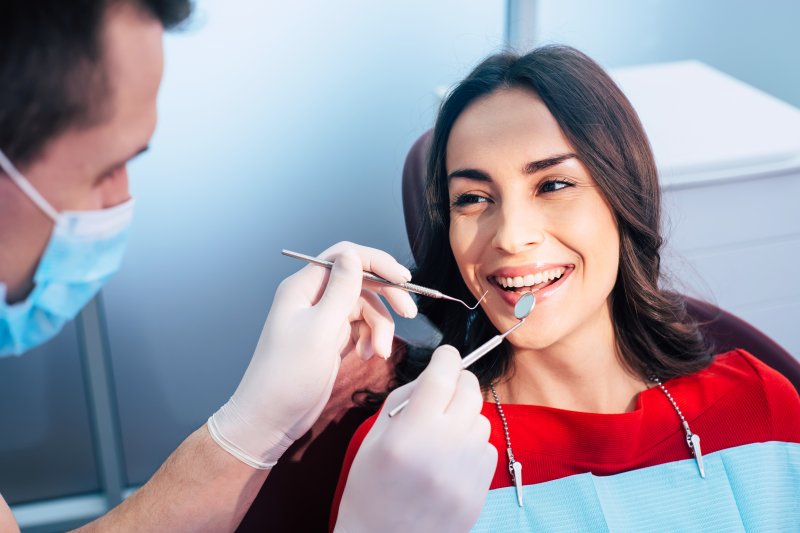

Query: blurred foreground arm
[335,346,497,533]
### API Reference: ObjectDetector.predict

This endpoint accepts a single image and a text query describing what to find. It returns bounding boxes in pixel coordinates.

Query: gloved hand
[208,242,418,468]
[334,346,497,533]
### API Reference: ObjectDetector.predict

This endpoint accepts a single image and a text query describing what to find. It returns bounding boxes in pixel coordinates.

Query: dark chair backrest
[401,129,800,392]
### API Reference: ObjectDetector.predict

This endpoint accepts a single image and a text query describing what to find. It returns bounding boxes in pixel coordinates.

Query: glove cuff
[207,398,293,469]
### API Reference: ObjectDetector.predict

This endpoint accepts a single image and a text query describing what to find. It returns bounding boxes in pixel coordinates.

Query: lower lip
[489,267,574,308]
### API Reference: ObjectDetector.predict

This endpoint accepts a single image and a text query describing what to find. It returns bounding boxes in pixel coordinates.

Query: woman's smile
[484,263,575,308]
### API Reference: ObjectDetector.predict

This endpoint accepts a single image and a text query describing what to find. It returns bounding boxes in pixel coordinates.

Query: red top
[329,349,800,529]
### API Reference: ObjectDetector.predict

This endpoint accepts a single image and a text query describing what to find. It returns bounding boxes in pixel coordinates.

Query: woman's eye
[539,179,574,193]
[451,193,490,208]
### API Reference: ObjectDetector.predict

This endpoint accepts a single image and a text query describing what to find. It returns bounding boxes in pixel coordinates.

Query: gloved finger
[475,414,493,445]
[443,369,484,423]
[340,331,357,359]
[456,415,492,460]
[482,442,499,475]
[475,443,499,488]
[402,345,462,419]
[364,378,419,439]
[367,283,417,319]
[314,250,364,323]
[320,241,412,285]
[351,290,395,360]
[353,321,374,361]
[376,379,417,419]
[273,263,331,309]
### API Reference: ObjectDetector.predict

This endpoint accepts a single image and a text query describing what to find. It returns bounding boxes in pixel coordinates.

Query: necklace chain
[489,383,516,473]
[649,375,687,425]
[489,375,706,506]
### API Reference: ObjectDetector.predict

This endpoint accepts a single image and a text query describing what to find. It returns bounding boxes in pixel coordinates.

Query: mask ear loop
[0,149,60,222]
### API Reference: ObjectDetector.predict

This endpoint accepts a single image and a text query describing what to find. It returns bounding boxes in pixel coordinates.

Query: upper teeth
[494,268,566,288]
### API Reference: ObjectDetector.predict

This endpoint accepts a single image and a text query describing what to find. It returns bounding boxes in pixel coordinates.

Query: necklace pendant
[511,460,524,507]
[690,433,705,478]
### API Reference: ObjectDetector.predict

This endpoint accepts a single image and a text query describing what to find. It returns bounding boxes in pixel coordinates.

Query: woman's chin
[481,313,560,352]
[507,330,557,352]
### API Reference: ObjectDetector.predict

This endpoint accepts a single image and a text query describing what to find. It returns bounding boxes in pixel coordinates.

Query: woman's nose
[490,202,545,254]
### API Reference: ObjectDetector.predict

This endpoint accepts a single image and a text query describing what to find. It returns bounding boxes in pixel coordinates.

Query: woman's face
[446,87,619,350]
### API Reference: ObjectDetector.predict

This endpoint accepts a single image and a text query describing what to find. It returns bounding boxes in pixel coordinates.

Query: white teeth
[494,267,567,289]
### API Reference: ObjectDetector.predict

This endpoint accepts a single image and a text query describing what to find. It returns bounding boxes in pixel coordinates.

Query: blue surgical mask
[0,149,134,356]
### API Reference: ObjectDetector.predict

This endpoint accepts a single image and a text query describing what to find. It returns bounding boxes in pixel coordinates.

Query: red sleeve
[735,349,800,443]
[328,412,380,532]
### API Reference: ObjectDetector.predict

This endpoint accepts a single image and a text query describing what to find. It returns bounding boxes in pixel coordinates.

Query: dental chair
[236,130,800,532]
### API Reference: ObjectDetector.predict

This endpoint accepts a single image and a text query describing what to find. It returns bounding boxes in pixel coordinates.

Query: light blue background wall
[528,0,800,107]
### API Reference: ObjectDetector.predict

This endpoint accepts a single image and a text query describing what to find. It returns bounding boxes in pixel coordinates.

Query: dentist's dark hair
[0,0,192,167]
[394,45,712,390]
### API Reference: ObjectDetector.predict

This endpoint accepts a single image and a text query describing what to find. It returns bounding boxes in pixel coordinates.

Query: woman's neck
[488,305,649,414]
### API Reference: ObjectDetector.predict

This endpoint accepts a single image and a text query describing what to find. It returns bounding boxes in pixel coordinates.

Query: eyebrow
[447,152,577,182]
[96,145,150,181]
[523,153,577,174]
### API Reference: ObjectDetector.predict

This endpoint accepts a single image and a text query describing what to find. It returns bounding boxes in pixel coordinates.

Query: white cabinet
[611,61,800,358]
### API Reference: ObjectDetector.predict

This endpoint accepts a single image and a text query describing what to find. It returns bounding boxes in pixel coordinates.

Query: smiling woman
[414,45,712,390]
[330,45,800,531]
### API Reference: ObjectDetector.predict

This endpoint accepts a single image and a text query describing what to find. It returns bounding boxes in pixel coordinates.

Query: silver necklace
[489,383,525,507]
[489,378,705,508]
[649,374,705,478]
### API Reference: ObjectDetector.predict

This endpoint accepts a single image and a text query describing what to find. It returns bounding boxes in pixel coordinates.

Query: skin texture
[446,87,648,413]
[0,494,19,533]
[0,2,158,304]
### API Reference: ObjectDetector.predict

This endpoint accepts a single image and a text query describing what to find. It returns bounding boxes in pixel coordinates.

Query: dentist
[0,1,495,531]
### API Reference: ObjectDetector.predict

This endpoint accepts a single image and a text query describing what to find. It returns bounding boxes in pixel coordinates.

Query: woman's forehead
[445,87,573,172]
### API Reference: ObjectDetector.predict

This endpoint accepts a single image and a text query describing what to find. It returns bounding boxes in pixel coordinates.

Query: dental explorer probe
[387,292,535,418]
[281,249,487,310]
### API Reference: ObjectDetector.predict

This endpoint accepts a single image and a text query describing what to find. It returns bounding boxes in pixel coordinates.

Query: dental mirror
[514,292,536,320]
[388,291,536,418]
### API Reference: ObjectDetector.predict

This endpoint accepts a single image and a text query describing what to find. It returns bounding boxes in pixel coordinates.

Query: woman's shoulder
[694,348,797,394]
[677,348,800,443]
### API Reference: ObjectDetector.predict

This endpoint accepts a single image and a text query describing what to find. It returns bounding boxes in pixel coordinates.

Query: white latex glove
[208,242,418,468]
[335,346,497,533]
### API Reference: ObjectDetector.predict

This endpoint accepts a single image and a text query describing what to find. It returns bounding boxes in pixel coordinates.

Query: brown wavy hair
[391,45,713,392]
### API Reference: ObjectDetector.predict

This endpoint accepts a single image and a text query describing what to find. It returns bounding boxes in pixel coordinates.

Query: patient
[331,45,800,531]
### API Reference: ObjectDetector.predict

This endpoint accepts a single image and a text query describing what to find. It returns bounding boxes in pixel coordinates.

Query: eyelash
[451,193,488,207]
[450,178,576,207]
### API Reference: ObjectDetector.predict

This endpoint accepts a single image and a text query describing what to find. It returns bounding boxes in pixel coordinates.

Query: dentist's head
[0,0,191,355]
